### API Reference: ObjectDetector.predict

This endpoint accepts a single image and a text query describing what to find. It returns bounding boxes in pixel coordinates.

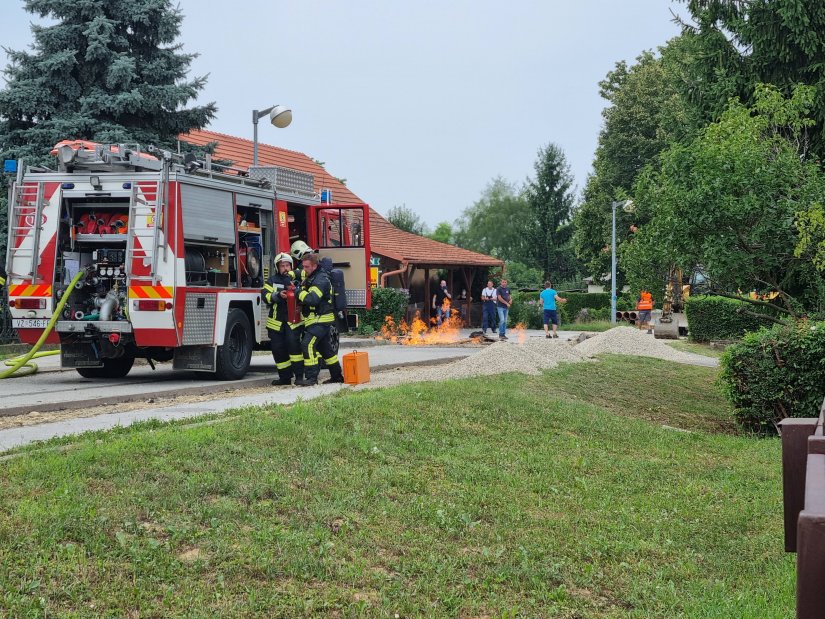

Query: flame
[510,322,527,344]
[379,304,465,346]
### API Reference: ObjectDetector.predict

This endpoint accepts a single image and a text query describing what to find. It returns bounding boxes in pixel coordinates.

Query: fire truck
[4,141,371,379]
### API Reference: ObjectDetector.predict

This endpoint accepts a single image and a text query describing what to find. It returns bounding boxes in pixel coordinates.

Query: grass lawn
[666,339,726,359]
[0,356,792,617]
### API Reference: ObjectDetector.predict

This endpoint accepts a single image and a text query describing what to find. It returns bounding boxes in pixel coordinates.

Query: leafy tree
[454,177,530,261]
[504,261,543,289]
[573,41,698,283]
[522,143,579,282]
[428,222,454,245]
[674,0,825,157]
[623,85,825,316]
[386,204,429,236]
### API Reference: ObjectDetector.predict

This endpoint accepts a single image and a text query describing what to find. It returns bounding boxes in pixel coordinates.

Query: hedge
[720,320,825,433]
[684,295,772,342]
[563,292,611,318]
[509,291,544,329]
[351,287,409,334]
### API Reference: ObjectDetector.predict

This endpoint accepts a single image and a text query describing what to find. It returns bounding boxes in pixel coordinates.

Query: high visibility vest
[637,292,654,310]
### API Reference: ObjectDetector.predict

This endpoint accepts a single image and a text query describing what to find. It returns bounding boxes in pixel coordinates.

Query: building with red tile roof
[179,129,503,323]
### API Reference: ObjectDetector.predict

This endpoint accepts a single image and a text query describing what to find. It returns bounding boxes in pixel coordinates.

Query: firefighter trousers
[268,326,303,380]
[301,322,342,381]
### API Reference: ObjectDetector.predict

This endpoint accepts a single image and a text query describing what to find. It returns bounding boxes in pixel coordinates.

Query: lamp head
[622,199,635,213]
[269,105,292,129]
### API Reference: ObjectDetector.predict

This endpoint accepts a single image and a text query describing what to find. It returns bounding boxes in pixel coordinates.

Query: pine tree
[523,144,579,283]
[0,0,216,166]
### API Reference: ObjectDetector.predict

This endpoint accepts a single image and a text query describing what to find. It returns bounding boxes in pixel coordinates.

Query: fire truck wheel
[214,308,253,380]
[75,355,135,379]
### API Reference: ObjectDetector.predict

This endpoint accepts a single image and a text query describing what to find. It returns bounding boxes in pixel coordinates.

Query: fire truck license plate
[12,318,49,329]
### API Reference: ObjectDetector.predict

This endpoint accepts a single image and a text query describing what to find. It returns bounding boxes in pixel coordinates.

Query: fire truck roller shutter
[180,184,235,244]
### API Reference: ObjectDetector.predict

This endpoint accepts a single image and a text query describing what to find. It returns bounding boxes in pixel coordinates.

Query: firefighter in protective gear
[262,253,303,385]
[0,265,6,289]
[294,253,344,386]
[290,240,314,262]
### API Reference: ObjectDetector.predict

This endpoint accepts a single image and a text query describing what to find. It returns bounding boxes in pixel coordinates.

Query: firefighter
[0,265,6,289]
[262,253,303,385]
[294,253,344,386]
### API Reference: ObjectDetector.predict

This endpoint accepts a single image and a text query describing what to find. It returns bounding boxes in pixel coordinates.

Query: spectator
[496,278,512,340]
[432,279,452,326]
[539,281,567,339]
[480,280,497,335]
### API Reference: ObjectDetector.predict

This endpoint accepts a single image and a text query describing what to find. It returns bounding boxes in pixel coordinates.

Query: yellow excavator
[653,268,691,340]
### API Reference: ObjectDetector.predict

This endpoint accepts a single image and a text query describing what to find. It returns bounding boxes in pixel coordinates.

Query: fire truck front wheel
[214,308,253,380]
[75,355,135,379]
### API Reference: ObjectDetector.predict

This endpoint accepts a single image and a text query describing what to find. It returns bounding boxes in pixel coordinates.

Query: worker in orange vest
[636,291,654,332]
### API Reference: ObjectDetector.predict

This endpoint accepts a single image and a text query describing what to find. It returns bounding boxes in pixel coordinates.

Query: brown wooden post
[448,269,454,315]
[780,418,819,552]
[424,267,431,324]
[462,267,474,327]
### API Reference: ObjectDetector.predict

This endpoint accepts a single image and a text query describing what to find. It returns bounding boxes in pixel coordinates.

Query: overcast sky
[1,1,682,227]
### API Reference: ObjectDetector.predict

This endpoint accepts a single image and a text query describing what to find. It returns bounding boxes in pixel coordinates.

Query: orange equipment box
[343,350,370,385]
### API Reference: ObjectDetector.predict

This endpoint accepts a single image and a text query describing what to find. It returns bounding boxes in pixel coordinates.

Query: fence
[779,396,825,618]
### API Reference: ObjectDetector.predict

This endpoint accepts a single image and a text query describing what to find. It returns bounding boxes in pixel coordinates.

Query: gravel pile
[574,326,705,363]
[356,338,587,390]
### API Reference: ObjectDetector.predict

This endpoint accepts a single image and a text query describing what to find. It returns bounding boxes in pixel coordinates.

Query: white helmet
[290,240,314,260]
[274,252,293,267]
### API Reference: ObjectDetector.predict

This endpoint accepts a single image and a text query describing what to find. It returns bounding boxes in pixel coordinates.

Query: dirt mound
[574,327,703,363]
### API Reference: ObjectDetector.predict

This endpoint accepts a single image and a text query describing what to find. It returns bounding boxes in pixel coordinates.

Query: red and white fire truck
[4,141,371,379]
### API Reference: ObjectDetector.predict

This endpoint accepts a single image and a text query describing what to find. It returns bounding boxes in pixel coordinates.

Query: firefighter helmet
[290,240,314,260]
[275,252,293,267]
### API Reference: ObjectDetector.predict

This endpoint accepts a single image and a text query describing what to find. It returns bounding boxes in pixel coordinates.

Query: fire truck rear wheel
[214,308,253,380]
[75,355,135,379]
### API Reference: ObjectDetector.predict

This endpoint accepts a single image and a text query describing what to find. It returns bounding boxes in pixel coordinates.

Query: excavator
[653,268,694,340]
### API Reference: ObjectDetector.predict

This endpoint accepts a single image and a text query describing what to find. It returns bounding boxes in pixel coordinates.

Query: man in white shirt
[480,280,497,334]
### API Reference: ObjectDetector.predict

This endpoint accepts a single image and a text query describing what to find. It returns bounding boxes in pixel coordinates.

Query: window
[316,207,364,248]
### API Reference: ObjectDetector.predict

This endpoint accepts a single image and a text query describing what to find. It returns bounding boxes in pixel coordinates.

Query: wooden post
[462,267,475,327]
[424,267,431,325]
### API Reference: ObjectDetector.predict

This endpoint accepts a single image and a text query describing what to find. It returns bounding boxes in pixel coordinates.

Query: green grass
[0,356,792,617]
[569,320,614,332]
[666,339,726,359]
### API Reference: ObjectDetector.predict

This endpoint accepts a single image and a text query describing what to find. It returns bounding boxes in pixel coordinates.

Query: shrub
[351,287,409,332]
[563,292,611,317]
[685,295,774,342]
[509,291,543,329]
[720,320,825,433]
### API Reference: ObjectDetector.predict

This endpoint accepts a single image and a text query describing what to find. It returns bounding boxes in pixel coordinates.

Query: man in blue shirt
[539,281,567,338]
[496,279,512,340]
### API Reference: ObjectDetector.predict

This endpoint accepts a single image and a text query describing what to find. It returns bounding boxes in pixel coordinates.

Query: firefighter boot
[294,366,319,387]
[322,361,345,384]
[271,368,293,386]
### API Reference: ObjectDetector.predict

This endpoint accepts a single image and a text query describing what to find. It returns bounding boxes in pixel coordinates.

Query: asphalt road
[0,342,472,417]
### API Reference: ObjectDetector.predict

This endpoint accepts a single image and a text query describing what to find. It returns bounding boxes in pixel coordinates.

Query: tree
[623,85,825,315]
[0,0,216,164]
[428,222,454,245]
[573,40,698,284]
[674,0,825,157]
[386,204,429,236]
[522,143,579,282]
[454,177,530,261]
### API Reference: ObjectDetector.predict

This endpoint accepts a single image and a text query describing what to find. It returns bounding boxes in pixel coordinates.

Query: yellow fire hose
[0,269,87,379]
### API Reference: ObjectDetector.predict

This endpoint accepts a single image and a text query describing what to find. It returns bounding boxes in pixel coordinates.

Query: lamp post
[252,105,293,166]
[610,199,634,324]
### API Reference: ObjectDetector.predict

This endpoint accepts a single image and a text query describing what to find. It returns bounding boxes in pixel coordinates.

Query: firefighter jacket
[298,268,335,327]
[262,270,295,331]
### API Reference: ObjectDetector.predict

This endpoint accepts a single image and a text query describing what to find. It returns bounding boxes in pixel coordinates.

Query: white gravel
[357,327,716,391]
[574,326,709,363]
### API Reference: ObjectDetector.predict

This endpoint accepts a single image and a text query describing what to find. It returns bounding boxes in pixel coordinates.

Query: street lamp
[252,104,293,166]
[610,199,635,325]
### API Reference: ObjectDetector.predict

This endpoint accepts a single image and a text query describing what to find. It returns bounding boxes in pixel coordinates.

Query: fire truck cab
[5,141,371,380]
